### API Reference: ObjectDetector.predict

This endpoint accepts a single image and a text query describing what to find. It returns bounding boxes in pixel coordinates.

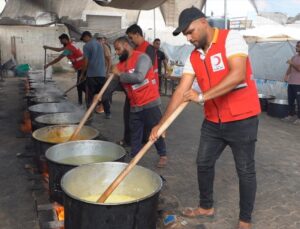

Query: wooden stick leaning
[63,78,86,95]
[97,101,189,203]
[69,74,114,141]
[43,49,47,83]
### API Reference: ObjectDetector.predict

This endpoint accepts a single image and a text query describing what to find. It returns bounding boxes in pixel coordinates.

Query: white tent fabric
[241,25,300,40]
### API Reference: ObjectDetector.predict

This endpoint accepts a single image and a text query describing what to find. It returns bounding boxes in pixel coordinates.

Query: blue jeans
[197,116,258,223]
[130,106,167,157]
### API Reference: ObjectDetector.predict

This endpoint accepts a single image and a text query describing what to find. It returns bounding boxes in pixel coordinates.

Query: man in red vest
[150,7,260,229]
[126,24,160,144]
[44,33,85,105]
[111,36,167,167]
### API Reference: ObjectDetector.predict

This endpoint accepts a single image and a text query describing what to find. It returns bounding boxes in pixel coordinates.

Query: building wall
[0,24,71,69]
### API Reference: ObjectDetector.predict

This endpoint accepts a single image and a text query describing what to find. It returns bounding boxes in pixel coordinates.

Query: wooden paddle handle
[69,74,114,141]
[64,78,86,95]
[97,101,189,203]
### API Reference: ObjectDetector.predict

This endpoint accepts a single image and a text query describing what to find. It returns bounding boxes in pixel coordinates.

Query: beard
[119,50,129,62]
[192,34,208,50]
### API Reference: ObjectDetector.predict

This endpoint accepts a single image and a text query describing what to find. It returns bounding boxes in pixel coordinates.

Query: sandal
[157,156,168,168]
[181,207,214,218]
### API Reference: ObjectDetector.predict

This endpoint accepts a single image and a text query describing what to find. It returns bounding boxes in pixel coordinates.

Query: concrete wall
[0,24,72,70]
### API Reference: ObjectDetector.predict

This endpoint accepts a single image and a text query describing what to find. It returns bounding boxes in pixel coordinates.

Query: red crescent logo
[214,56,221,65]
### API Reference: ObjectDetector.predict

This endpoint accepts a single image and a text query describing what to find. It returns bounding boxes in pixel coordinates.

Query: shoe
[105,114,111,119]
[293,119,300,125]
[281,115,294,121]
[95,104,104,114]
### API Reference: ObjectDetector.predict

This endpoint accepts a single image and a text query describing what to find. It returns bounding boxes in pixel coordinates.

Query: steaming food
[81,194,136,203]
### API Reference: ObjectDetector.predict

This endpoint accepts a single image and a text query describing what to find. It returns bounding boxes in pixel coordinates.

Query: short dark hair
[154,38,161,43]
[58,33,70,41]
[297,41,300,45]
[114,36,134,48]
[126,24,143,36]
[80,31,92,41]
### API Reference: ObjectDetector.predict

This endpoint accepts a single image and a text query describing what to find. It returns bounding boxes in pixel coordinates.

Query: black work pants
[86,77,110,114]
[288,84,300,118]
[130,106,166,157]
[197,116,258,223]
[76,70,86,104]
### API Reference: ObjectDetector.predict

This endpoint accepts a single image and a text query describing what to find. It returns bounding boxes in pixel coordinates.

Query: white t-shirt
[183,30,248,75]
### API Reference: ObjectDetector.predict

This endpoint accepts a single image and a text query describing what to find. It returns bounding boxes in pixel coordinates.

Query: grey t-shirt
[83,38,106,78]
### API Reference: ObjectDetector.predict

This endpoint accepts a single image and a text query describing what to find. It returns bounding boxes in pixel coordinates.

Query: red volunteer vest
[190,29,261,123]
[65,43,84,70]
[136,40,159,88]
[117,51,160,107]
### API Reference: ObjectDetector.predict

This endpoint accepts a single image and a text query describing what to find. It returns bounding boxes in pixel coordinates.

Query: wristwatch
[198,93,205,105]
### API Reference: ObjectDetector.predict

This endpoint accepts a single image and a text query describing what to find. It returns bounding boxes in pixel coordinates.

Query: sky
[205,0,300,17]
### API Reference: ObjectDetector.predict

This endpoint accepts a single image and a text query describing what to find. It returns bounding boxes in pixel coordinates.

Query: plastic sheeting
[160,39,296,98]
[161,43,194,65]
[248,41,296,81]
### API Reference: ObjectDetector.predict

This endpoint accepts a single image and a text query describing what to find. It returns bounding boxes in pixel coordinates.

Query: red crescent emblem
[214,56,221,65]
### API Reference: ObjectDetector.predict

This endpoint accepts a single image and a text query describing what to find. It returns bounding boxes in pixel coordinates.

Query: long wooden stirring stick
[63,78,86,95]
[69,74,114,141]
[97,101,189,203]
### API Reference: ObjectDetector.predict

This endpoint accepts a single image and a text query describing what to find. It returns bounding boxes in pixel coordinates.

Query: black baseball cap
[80,31,92,41]
[173,6,206,36]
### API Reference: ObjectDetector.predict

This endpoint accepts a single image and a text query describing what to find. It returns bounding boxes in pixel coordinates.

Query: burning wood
[54,203,65,222]
[20,111,32,133]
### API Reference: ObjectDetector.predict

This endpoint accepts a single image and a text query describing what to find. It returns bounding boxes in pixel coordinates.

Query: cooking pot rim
[269,99,289,105]
[61,162,163,206]
[45,140,126,166]
[34,112,82,125]
[28,102,74,112]
[32,125,99,144]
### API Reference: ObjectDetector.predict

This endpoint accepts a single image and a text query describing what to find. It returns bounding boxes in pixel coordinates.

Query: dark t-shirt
[156,49,166,75]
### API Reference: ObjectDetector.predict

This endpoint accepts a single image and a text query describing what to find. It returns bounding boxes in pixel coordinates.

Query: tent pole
[224,0,228,29]
[153,8,156,40]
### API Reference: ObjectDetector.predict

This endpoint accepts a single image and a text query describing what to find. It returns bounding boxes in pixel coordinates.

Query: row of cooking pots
[25,76,162,229]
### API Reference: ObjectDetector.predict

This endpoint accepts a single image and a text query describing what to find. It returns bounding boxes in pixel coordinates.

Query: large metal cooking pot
[29,96,66,107]
[34,112,87,131]
[28,102,79,120]
[258,94,275,112]
[267,99,289,118]
[32,125,99,173]
[61,162,162,229]
[46,140,126,204]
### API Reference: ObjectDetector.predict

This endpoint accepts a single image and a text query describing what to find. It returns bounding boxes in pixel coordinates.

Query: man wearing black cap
[80,31,111,118]
[150,6,260,229]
